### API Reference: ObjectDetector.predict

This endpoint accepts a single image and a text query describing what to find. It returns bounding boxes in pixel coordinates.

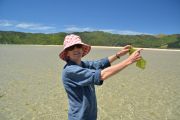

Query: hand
[116,45,131,57]
[126,49,143,64]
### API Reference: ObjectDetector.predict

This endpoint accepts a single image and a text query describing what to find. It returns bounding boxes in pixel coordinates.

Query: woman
[59,34,142,120]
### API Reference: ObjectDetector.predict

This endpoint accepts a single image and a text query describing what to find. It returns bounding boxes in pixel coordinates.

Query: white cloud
[64,26,152,35]
[0,20,151,35]
[0,20,13,26]
[116,30,151,35]
[16,23,35,29]
[0,20,56,31]
[16,23,55,30]
[65,26,94,32]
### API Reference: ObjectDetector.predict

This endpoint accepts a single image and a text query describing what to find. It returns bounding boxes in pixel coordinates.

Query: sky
[0,0,180,35]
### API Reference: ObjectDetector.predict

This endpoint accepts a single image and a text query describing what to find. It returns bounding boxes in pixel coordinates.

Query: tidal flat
[0,45,180,120]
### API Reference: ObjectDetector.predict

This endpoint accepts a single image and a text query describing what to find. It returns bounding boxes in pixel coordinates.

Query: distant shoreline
[1,44,180,52]
[91,46,180,52]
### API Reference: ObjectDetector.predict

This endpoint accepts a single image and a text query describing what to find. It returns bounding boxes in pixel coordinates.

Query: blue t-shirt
[62,58,110,120]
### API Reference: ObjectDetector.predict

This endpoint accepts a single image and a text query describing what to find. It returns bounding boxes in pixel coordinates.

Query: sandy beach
[0,45,180,120]
[20,44,180,52]
[91,45,180,51]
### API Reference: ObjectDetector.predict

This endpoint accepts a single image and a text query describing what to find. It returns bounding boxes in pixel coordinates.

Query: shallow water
[0,45,180,120]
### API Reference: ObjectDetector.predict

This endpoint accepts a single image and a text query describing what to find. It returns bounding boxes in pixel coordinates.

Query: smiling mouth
[74,53,81,56]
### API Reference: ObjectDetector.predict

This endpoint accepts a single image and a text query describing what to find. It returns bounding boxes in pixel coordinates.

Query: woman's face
[66,44,83,63]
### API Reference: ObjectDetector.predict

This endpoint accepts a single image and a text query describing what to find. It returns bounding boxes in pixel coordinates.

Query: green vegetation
[0,31,180,48]
[129,46,146,69]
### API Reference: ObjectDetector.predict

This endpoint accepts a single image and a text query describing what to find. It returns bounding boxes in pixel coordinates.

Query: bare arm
[108,54,119,63]
[108,45,131,63]
[101,49,142,80]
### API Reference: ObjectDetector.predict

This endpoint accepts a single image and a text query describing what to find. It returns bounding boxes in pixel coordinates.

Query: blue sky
[0,0,180,35]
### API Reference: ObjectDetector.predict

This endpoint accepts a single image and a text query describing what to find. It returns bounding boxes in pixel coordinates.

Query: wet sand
[0,45,180,120]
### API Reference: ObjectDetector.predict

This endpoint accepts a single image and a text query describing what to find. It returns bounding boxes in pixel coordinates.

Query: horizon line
[1,30,180,36]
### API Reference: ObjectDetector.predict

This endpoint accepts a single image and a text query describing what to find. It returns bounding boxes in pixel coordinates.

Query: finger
[124,45,132,49]
[133,49,143,55]
[136,57,142,61]
[124,49,130,52]
[134,52,141,57]
[131,50,139,55]
[136,48,143,53]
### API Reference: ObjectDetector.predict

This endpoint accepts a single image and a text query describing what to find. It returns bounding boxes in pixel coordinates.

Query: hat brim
[59,43,91,61]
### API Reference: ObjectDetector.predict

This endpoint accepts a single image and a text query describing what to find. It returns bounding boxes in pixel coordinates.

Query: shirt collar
[66,59,84,67]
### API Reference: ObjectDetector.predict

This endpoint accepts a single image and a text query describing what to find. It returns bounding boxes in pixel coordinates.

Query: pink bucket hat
[59,34,91,61]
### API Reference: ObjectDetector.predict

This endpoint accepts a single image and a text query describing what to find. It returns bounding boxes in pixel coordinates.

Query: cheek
[79,48,83,52]
[79,49,83,53]
[66,51,72,57]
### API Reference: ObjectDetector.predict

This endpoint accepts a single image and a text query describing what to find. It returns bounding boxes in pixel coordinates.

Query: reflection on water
[0,45,180,120]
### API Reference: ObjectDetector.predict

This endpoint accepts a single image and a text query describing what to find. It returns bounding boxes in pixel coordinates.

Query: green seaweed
[129,47,146,69]
[129,47,136,55]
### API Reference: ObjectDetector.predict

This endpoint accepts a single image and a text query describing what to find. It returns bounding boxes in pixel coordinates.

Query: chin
[72,57,81,61]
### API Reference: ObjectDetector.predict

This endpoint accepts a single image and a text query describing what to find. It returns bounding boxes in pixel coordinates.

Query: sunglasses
[66,44,83,51]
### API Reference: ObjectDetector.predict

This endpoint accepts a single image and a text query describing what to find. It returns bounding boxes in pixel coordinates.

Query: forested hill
[0,31,180,48]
